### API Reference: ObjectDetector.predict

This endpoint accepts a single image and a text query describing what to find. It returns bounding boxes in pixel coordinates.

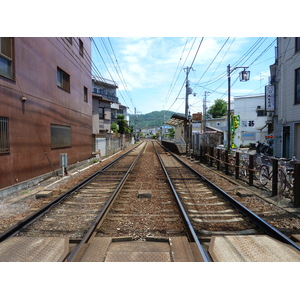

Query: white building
[270,37,300,159]
[233,94,269,147]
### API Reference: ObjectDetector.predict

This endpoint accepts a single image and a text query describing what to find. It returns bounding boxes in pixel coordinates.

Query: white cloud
[93,37,276,114]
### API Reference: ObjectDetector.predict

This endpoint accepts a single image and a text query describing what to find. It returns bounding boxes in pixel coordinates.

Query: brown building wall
[0,37,92,189]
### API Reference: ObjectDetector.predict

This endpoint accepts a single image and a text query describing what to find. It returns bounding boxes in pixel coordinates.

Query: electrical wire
[162,37,190,110]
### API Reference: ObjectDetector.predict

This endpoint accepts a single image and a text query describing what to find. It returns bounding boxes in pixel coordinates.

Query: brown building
[0,37,92,189]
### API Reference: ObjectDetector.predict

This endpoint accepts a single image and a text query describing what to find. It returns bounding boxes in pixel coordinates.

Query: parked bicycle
[239,152,264,180]
[259,157,286,194]
[278,156,298,198]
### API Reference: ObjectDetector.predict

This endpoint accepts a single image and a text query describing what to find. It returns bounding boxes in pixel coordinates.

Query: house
[206,116,227,132]
[233,94,269,148]
[163,114,186,154]
[270,37,300,159]
[0,37,92,189]
[92,76,117,134]
[91,76,130,157]
[92,76,128,131]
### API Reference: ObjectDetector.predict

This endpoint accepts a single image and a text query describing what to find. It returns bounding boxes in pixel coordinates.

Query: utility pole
[184,66,192,119]
[134,107,137,141]
[203,91,210,134]
[184,66,194,154]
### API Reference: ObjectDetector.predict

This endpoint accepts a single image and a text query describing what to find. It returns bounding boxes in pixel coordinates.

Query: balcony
[93,87,119,103]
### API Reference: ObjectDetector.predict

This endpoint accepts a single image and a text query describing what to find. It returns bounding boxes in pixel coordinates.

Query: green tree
[117,115,126,134]
[207,99,227,118]
[111,121,118,133]
[117,114,133,134]
[168,127,175,138]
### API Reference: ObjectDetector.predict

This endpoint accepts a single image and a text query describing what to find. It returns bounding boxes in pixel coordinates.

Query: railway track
[0,141,299,262]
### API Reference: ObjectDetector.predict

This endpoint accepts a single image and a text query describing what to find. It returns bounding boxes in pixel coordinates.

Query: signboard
[192,113,202,121]
[241,132,256,140]
[265,85,275,112]
[111,103,119,110]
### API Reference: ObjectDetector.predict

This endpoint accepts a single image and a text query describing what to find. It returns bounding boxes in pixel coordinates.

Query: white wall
[233,94,268,147]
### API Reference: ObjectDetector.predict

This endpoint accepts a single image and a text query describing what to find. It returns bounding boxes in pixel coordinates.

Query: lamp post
[227,64,250,151]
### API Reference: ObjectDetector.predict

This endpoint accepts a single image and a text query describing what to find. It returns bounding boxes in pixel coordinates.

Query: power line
[162,37,190,110]
[91,37,134,114]
[165,38,204,113]
[162,37,198,112]
[107,37,136,110]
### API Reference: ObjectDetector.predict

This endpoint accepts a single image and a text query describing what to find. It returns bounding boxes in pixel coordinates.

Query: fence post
[249,154,254,186]
[235,152,239,179]
[225,150,229,175]
[204,146,208,164]
[210,147,214,166]
[294,162,300,207]
[217,148,220,170]
[200,146,203,163]
[272,158,278,197]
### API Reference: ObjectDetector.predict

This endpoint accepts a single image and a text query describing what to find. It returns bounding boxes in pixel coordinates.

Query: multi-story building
[0,37,92,189]
[270,37,300,159]
[92,76,128,135]
[92,77,116,134]
[233,94,269,147]
[91,76,130,156]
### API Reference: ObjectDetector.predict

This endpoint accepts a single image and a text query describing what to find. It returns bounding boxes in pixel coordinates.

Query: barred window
[0,37,14,79]
[51,124,71,149]
[0,117,10,153]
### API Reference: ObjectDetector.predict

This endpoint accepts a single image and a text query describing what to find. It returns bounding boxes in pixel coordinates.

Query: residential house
[92,76,129,156]
[92,76,128,134]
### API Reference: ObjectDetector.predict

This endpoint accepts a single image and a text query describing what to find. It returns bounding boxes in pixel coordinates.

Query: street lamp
[227,64,250,151]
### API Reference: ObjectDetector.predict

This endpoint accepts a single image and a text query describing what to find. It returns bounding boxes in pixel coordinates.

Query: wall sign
[265,85,275,112]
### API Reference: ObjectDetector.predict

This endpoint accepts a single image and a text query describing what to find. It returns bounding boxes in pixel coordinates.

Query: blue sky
[91,37,277,116]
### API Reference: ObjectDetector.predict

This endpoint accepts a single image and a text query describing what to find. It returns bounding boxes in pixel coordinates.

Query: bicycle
[239,152,264,180]
[259,158,286,194]
[278,156,298,199]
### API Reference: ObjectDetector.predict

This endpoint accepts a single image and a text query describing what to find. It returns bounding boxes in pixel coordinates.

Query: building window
[99,107,105,119]
[79,39,84,57]
[84,86,88,102]
[0,37,14,79]
[57,67,70,92]
[257,110,266,117]
[0,117,9,153]
[51,124,71,149]
[296,38,300,52]
[295,68,300,104]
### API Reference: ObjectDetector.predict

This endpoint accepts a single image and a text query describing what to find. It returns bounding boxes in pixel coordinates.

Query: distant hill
[129,110,177,129]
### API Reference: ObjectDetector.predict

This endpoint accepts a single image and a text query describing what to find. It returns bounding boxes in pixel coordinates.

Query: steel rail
[153,142,211,262]
[66,142,147,262]
[0,142,144,243]
[158,142,300,252]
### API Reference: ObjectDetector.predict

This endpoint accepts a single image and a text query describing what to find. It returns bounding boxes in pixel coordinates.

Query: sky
[91,37,277,116]
[3,2,298,295]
